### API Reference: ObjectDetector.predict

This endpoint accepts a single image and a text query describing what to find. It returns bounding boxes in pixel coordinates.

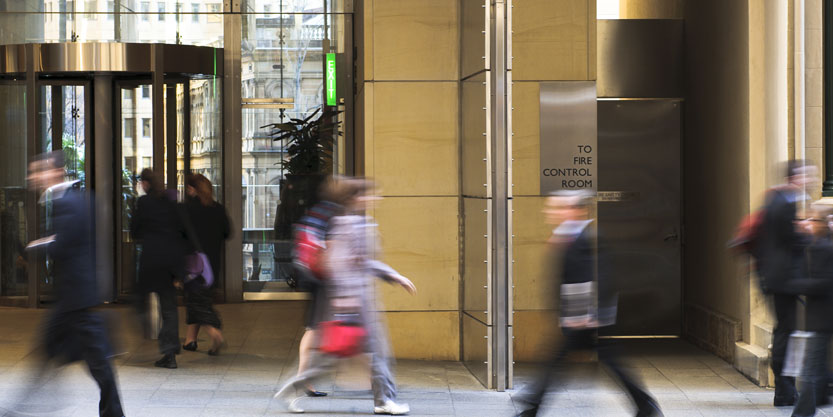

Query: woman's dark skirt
[185,285,222,329]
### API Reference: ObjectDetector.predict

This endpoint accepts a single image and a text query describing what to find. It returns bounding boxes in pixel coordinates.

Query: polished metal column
[489,0,512,391]
[166,83,177,188]
[25,44,38,308]
[93,76,115,302]
[152,45,165,177]
[223,0,244,302]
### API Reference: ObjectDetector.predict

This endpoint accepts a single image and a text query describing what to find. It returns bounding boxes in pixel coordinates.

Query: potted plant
[263,107,341,241]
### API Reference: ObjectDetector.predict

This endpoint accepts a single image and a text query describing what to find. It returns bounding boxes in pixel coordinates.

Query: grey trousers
[279,319,397,406]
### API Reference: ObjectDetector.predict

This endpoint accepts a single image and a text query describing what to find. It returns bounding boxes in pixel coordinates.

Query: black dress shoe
[773,396,796,407]
[305,389,328,397]
[183,341,198,351]
[515,407,538,417]
[154,353,177,369]
[635,401,664,417]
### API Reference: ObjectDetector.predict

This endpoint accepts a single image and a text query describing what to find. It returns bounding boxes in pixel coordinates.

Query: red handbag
[319,320,367,357]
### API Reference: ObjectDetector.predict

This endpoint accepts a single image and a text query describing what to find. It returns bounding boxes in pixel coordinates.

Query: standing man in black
[758,160,818,406]
[514,190,662,417]
[17,152,125,417]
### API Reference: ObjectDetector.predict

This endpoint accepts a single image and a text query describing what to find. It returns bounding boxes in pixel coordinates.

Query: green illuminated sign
[326,53,337,106]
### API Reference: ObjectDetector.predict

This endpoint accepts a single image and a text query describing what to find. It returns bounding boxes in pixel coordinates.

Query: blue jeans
[792,332,831,417]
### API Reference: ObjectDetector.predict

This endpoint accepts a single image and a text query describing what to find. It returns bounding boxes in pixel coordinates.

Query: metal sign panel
[539,82,597,194]
[326,52,337,106]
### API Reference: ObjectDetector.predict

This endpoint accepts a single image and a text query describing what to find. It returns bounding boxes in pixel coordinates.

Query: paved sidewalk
[0,302,827,416]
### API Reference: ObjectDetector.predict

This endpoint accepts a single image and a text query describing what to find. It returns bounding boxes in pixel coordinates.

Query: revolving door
[0,43,223,307]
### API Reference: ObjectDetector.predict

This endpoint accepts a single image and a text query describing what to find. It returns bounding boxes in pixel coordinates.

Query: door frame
[33,78,93,305]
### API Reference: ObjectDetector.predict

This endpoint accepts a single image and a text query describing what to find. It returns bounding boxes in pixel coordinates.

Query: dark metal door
[597,99,682,335]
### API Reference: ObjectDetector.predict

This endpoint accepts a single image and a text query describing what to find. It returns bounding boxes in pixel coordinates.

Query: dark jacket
[182,197,231,281]
[556,221,616,328]
[131,193,186,291]
[758,187,806,294]
[791,237,833,333]
[48,184,99,313]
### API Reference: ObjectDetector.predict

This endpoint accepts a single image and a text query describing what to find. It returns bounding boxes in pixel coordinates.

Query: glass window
[158,2,165,20]
[240,12,341,286]
[141,1,150,21]
[191,4,199,22]
[67,1,74,19]
[142,156,152,169]
[0,83,28,299]
[142,118,151,137]
[124,118,135,138]
[141,85,150,99]
[107,1,114,20]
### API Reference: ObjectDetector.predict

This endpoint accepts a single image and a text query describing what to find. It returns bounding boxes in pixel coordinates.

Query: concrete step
[735,341,771,387]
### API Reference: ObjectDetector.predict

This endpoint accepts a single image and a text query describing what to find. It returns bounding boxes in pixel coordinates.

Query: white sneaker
[274,385,304,413]
[374,400,410,415]
[288,397,305,414]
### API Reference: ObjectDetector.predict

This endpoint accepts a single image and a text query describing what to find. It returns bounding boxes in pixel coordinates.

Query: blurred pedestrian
[131,168,185,369]
[291,177,342,397]
[180,173,230,356]
[513,190,662,417]
[788,203,833,417]
[274,178,416,415]
[15,151,124,417]
[758,161,818,406]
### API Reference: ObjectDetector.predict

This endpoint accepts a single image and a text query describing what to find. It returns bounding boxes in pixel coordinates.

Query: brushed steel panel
[462,71,489,197]
[0,44,26,74]
[14,43,223,75]
[539,81,597,194]
[597,19,683,98]
[462,313,490,388]
[463,197,489,324]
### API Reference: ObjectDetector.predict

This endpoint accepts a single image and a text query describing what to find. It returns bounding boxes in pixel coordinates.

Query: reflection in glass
[190,78,223,202]
[0,83,28,299]
[36,84,87,300]
[240,11,340,289]
[120,84,153,296]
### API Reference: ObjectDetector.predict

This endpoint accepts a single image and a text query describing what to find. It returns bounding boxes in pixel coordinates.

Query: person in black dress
[131,168,185,369]
[181,174,230,355]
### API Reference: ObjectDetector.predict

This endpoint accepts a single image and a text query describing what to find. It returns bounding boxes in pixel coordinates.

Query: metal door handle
[664,232,679,242]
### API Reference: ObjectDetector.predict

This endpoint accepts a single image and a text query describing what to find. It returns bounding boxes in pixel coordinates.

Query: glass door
[36,81,90,303]
[116,82,154,297]
[0,81,28,305]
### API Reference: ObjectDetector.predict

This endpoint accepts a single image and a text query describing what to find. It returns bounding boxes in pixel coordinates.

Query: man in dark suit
[514,190,661,417]
[17,152,125,417]
[758,160,818,406]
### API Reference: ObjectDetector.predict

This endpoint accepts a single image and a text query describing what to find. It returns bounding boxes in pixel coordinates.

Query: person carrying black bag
[131,168,186,369]
[758,161,818,406]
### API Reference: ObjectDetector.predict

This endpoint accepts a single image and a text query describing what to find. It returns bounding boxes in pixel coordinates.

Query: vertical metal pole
[151,45,165,177]
[223,1,244,302]
[51,86,62,151]
[25,44,38,308]
[184,79,192,175]
[490,0,509,392]
[93,76,115,302]
[114,0,121,42]
[166,83,177,189]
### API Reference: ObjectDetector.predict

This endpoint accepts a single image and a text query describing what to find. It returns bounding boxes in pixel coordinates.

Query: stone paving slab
[0,303,831,416]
